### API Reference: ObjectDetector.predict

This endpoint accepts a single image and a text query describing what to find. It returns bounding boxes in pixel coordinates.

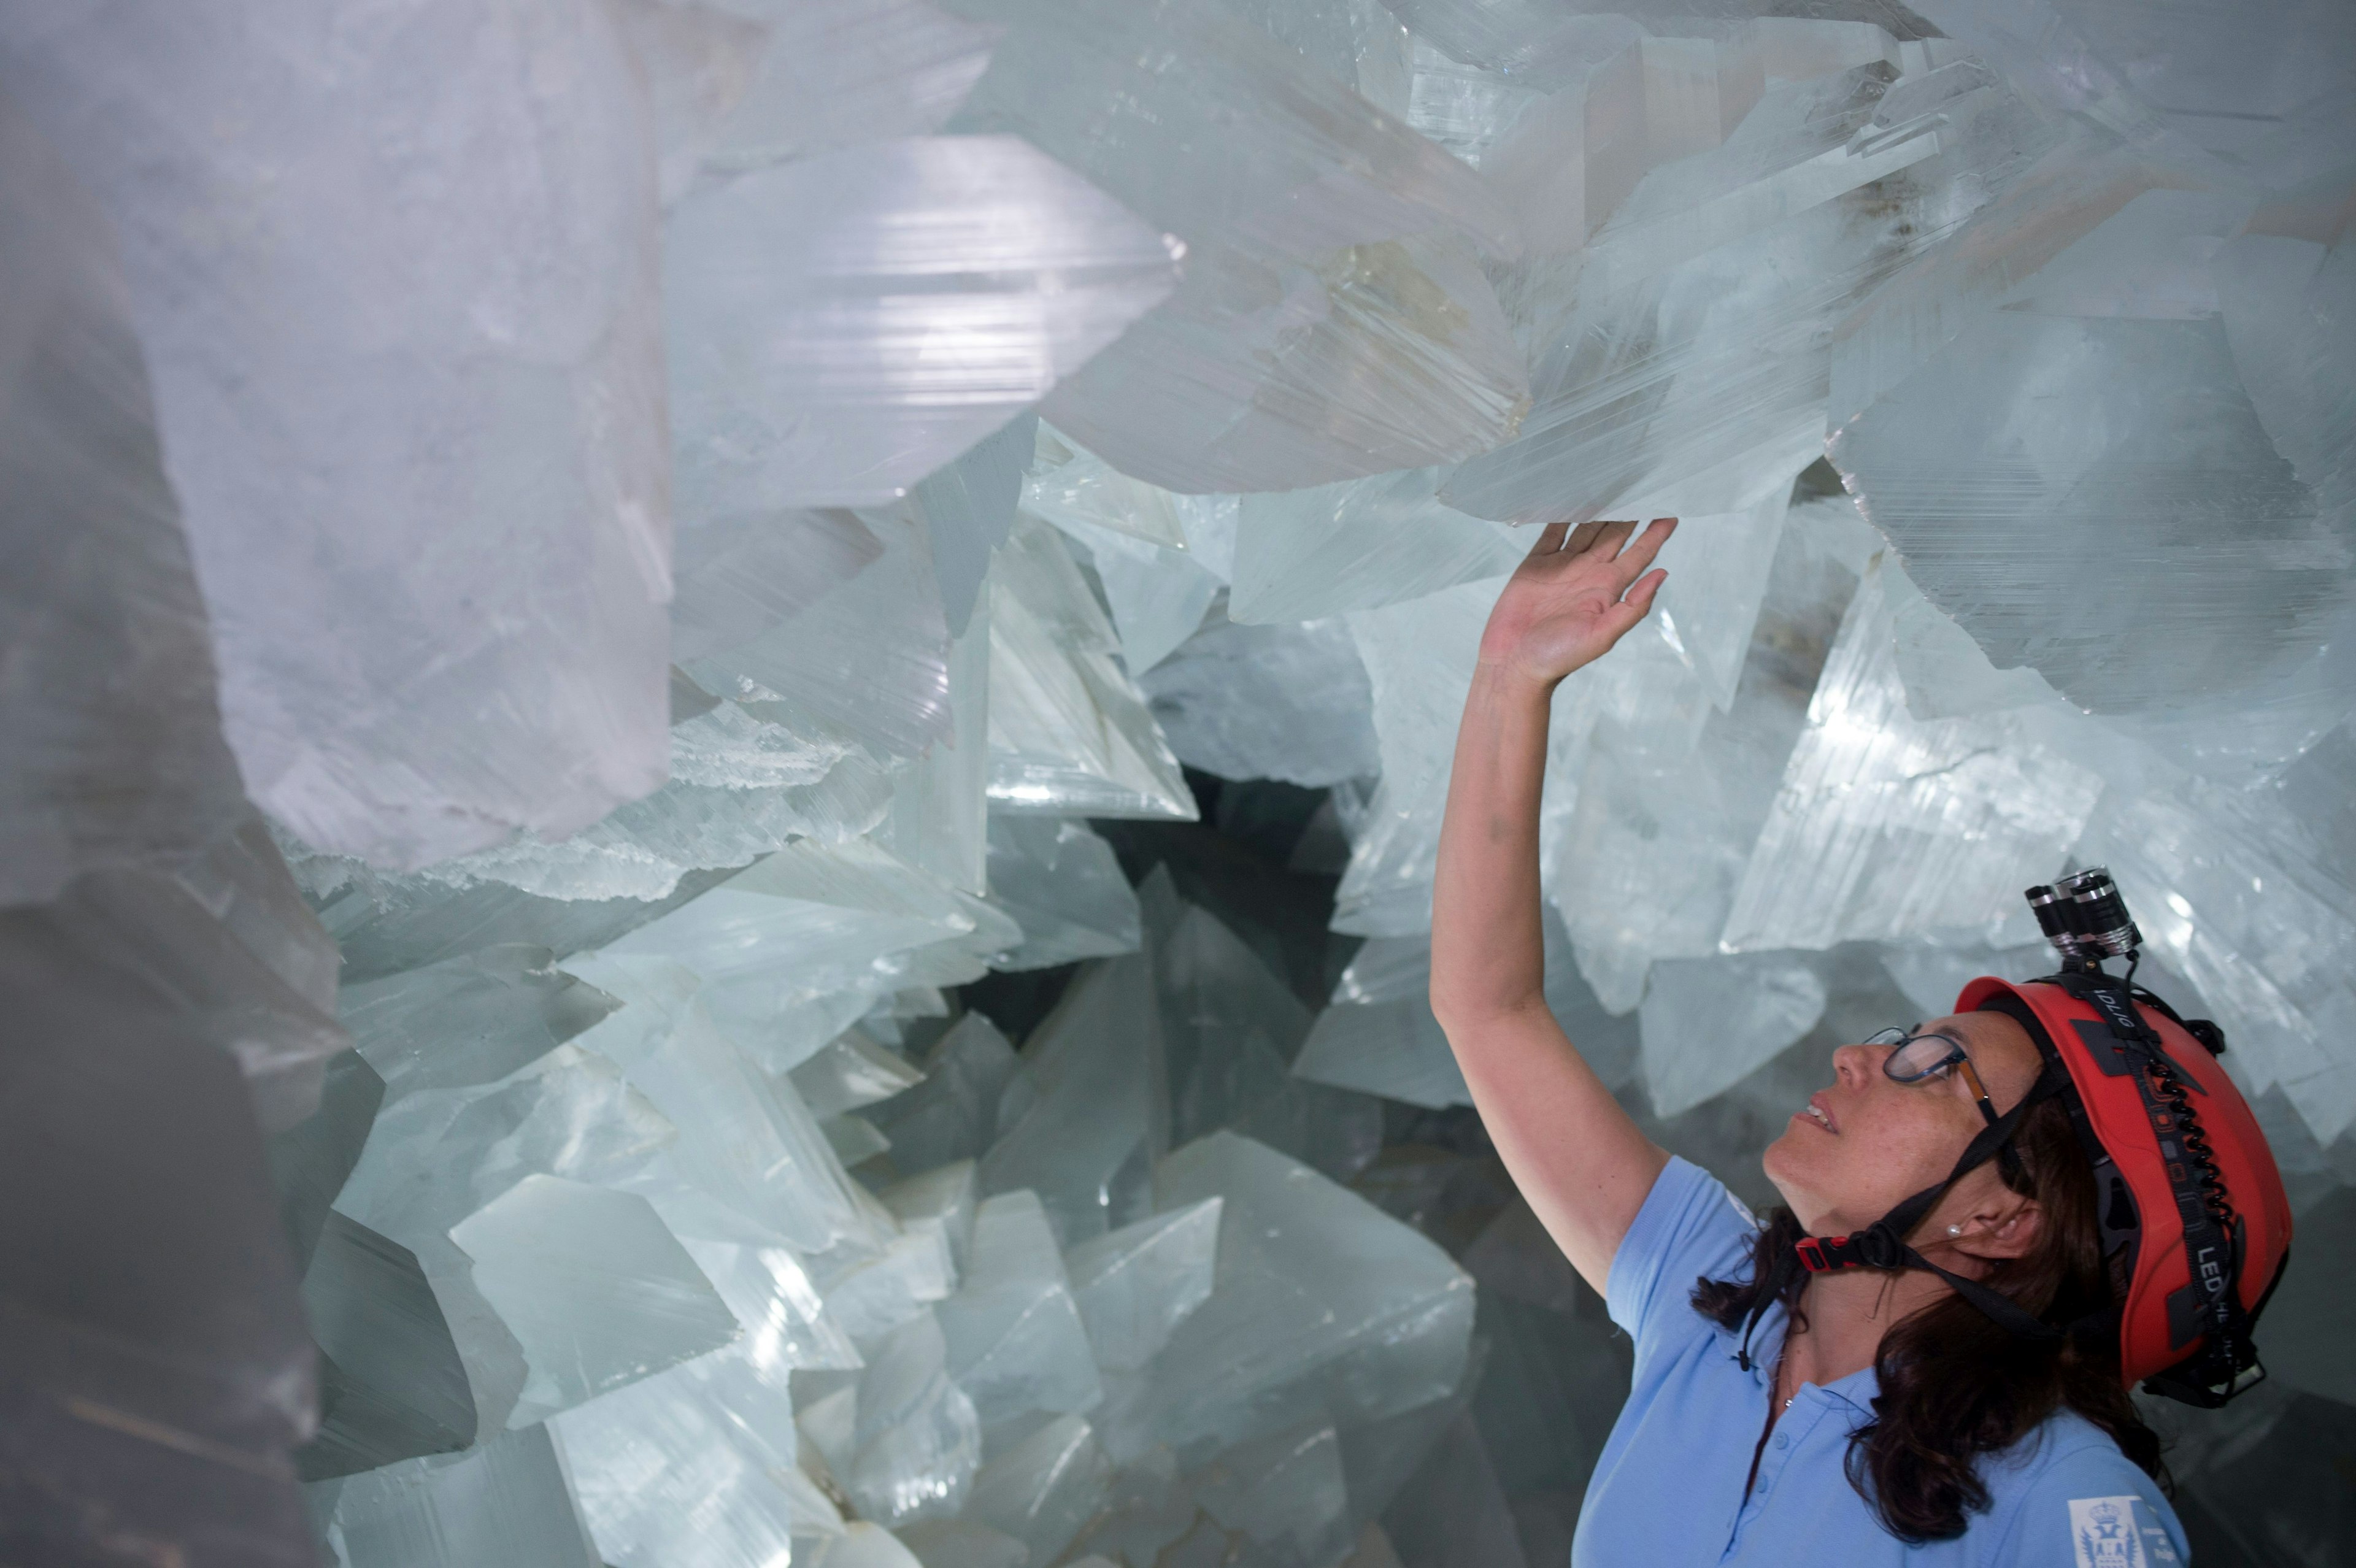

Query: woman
[1428,518,2198,1564]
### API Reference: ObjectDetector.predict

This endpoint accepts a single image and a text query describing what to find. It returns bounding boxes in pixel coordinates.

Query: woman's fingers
[1528,520,1571,558]
[1624,565,1668,611]
[1584,518,1639,563]
[1610,517,1676,589]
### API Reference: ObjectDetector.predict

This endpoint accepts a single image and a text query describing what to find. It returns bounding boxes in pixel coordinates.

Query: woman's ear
[1963,1197,2042,1261]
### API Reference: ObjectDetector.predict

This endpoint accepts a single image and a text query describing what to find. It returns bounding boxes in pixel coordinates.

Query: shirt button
[1774,1434,1790,1450]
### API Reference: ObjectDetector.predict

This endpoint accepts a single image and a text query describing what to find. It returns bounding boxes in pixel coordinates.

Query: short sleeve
[1604,1157,1763,1350]
[1990,1439,2187,1568]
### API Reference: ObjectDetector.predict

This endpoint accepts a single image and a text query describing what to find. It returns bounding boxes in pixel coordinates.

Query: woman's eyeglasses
[1868,1026,1998,1127]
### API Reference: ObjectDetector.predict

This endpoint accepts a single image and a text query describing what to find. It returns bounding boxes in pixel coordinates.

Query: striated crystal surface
[666,134,1179,512]
[1719,559,2104,952]
[0,97,247,906]
[298,1212,476,1479]
[1230,467,1522,626]
[1,0,674,869]
[870,1013,1028,1175]
[328,1426,602,1568]
[847,1309,984,1524]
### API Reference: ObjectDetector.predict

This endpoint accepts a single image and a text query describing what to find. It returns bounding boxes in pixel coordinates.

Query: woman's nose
[1831,1041,1874,1085]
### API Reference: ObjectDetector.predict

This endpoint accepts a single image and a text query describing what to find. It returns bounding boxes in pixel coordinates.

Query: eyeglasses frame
[1868,1025,2000,1128]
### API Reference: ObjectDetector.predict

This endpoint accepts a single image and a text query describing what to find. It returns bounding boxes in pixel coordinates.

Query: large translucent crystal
[327,1426,602,1568]
[1834,306,2349,714]
[981,951,1165,1243]
[0,96,247,906]
[342,946,620,1102]
[980,816,1144,970]
[2084,736,2356,1143]
[665,134,1181,511]
[1452,45,2050,528]
[1142,617,1384,790]
[987,516,1197,820]
[1228,467,1522,626]
[1064,1199,1223,1372]
[0,0,674,869]
[963,1413,1114,1566]
[935,1191,1104,1427]
[448,1175,741,1428]
[1719,559,2104,952]
[615,0,999,199]
[1639,951,1828,1118]
[679,504,957,764]
[566,957,874,1252]
[550,1341,809,1568]
[598,841,1012,1064]
[845,1309,984,1524]
[947,0,1528,491]
[0,911,318,1565]
[298,1212,475,1479]
[869,1013,1028,1174]
[1101,1132,1474,1462]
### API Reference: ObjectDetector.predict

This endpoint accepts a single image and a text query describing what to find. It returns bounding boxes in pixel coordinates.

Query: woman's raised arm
[1429,517,1676,1298]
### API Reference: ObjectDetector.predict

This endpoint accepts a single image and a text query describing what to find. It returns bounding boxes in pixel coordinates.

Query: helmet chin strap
[1736,1061,2073,1372]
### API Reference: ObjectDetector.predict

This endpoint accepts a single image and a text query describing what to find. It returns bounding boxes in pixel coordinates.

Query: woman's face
[1762,1010,2046,1237]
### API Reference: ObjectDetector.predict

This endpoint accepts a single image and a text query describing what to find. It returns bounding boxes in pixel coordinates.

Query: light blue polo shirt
[1574,1158,2189,1567]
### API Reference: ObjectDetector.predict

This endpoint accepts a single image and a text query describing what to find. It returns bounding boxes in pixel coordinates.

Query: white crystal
[665,133,1179,510]
[1103,1132,1474,1462]
[551,1345,807,1568]
[1719,559,2105,952]
[0,99,249,906]
[1141,617,1383,790]
[951,0,1528,492]
[987,517,1198,820]
[3,0,674,869]
[963,1413,1114,1566]
[1639,951,1828,1118]
[980,951,1164,1243]
[936,1191,1103,1427]
[447,1175,740,1428]
[982,816,1144,971]
[1063,1199,1222,1373]
[329,1426,603,1568]
[1229,467,1523,627]
[845,1309,984,1525]
[869,1012,1029,1175]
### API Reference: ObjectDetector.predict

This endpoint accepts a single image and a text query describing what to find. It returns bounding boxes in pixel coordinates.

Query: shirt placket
[1721,1390,1830,1561]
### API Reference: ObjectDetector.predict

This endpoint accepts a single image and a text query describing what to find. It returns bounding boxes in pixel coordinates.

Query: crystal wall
[1,1,2351,1566]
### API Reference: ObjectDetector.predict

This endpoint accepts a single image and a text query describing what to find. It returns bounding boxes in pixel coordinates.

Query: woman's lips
[1796,1091,1839,1133]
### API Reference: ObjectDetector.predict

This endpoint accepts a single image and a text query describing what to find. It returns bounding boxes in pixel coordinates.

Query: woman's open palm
[1478,518,1676,686]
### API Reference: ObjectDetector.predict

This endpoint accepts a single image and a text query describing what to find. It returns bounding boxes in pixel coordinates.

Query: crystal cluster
[2,1,2352,1565]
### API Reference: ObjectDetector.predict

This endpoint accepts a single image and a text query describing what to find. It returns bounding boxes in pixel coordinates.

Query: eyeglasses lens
[1882,1032,1963,1082]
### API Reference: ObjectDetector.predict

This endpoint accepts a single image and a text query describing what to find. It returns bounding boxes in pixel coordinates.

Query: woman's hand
[1477,518,1676,686]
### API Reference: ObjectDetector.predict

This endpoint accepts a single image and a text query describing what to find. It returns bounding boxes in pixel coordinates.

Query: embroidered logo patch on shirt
[2070,1496,2182,1568]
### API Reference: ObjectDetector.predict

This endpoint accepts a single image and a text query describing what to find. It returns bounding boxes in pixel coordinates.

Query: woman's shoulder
[1970,1410,2185,1566]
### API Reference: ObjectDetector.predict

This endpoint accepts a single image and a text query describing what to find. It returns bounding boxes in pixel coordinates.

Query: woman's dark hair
[1690,1091,2168,1542]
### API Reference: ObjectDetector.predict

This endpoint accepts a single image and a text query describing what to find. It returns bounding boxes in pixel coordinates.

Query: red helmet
[1959,972,2293,1405]
[1770,871,2294,1407]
